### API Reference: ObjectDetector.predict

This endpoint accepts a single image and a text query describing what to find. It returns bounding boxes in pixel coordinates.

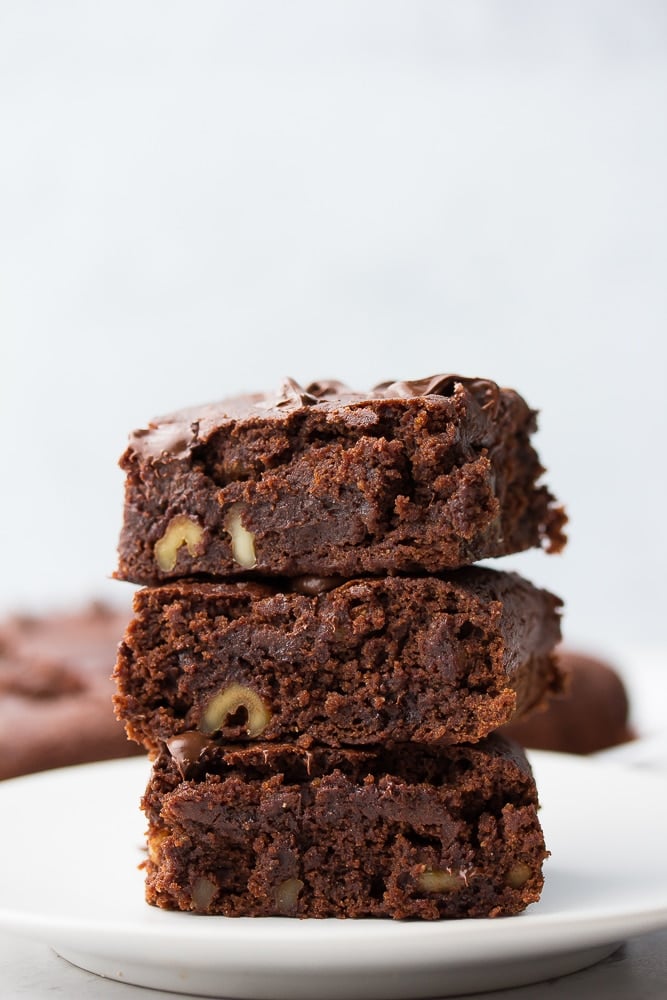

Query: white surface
[0,2,666,645]
[1,753,666,999]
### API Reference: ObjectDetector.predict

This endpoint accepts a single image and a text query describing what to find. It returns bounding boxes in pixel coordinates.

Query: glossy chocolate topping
[124,374,504,461]
[263,377,321,410]
[374,375,501,413]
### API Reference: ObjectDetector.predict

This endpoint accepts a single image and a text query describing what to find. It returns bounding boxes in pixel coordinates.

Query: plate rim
[1,750,667,967]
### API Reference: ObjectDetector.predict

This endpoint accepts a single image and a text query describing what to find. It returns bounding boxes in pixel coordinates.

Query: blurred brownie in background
[502,648,635,755]
[0,602,140,780]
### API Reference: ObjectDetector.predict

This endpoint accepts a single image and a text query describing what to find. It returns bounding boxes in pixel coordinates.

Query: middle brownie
[115,568,562,750]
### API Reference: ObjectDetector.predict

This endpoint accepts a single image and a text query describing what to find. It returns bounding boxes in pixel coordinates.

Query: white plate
[0,753,666,1000]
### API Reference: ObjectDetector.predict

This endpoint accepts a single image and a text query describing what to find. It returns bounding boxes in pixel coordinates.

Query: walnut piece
[224,503,257,568]
[192,876,217,911]
[200,683,271,738]
[506,863,532,888]
[416,867,464,893]
[275,877,304,914]
[154,515,204,572]
[147,828,169,865]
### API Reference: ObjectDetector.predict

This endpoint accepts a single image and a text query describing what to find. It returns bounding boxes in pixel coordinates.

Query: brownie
[114,569,562,751]
[142,734,547,919]
[503,649,635,755]
[0,602,140,780]
[115,375,566,584]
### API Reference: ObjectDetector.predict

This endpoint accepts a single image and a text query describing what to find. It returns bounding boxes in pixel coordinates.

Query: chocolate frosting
[373,375,500,412]
[125,374,504,462]
[305,379,348,398]
[263,378,321,410]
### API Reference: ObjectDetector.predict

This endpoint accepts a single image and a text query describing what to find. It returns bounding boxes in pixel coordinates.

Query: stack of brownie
[113,375,566,919]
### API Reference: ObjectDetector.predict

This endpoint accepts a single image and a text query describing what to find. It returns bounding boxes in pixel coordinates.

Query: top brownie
[116,375,566,584]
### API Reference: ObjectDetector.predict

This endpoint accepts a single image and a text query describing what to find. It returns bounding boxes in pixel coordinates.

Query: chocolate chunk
[166,731,214,778]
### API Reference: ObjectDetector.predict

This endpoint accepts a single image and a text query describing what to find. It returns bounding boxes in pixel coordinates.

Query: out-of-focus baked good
[503,649,634,754]
[0,602,139,780]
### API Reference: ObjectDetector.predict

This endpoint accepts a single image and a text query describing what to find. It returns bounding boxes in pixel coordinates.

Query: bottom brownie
[142,735,547,919]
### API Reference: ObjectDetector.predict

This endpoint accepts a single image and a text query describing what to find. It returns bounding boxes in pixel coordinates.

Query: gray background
[1,1,665,648]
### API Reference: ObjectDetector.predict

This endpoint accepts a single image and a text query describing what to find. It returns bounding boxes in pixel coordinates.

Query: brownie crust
[143,735,547,919]
[0,602,139,780]
[116,376,566,584]
[114,569,562,751]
